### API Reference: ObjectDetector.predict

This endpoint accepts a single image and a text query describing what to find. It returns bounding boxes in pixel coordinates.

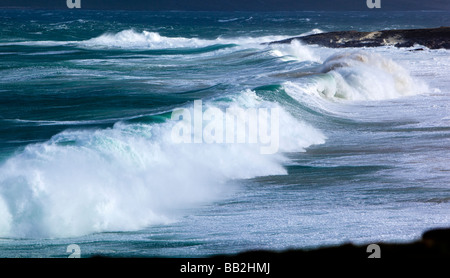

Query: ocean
[0,9,449,258]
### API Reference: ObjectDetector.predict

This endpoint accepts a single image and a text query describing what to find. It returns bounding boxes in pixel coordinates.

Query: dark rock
[212,227,450,263]
[269,27,450,49]
[35,227,448,275]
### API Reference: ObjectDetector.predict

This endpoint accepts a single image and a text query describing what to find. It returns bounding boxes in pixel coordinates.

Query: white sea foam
[80,29,289,50]
[81,30,211,49]
[285,50,429,101]
[269,39,320,62]
[0,90,325,238]
[0,29,315,53]
[218,18,240,23]
[319,51,428,100]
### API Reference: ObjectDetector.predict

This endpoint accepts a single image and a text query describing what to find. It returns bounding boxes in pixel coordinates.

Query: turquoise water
[0,10,449,257]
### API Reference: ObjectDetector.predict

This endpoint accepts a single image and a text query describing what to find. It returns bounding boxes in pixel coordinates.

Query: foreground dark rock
[11,227,445,275]
[81,227,450,262]
[269,27,450,49]
[213,227,450,262]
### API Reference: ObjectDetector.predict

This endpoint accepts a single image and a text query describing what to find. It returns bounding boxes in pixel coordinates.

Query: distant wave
[80,30,291,50]
[218,18,240,23]
[81,30,215,49]
[269,41,429,101]
[312,51,428,101]
[0,29,300,51]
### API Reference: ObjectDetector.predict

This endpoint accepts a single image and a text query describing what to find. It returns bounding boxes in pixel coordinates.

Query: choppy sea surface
[0,10,449,258]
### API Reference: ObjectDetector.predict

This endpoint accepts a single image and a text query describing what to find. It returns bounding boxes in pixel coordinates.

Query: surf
[268,40,429,102]
[0,89,326,239]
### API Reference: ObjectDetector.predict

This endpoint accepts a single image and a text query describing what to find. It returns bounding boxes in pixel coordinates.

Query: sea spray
[170,98,280,155]
[282,50,428,101]
[0,91,325,238]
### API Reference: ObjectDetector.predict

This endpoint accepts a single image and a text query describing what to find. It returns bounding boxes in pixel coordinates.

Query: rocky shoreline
[269,27,450,49]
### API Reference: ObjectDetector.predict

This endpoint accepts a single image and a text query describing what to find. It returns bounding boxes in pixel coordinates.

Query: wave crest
[0,90,325,238]
[283,50,429,101]
[317,51,428,100]
[81,30,212,49]
[80,29,290,50]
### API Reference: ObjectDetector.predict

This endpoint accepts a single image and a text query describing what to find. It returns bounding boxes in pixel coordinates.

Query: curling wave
[282,49,428,101]
[0,90,325,238]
